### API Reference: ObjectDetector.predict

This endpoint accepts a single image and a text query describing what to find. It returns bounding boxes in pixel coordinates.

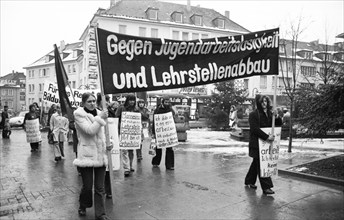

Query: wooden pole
[94,25,116,204]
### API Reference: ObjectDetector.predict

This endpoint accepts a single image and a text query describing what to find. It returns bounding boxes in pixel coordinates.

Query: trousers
[121,149,134,171]
[152,147,174,168]
[79,166,106,218]
[244,157,273,190]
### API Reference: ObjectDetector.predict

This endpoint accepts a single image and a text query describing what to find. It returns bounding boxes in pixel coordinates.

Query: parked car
[9,111,28,128]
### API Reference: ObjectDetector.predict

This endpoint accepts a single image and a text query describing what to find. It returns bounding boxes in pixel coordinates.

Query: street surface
[1,129,343,220]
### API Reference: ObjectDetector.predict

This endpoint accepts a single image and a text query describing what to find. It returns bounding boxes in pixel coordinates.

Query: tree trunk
[288,101,294,152]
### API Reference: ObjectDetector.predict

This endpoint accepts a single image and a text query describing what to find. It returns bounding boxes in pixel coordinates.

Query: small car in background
[9,111,28,128]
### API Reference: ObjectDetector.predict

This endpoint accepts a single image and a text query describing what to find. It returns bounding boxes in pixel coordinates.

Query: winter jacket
[73,107,108,168]
[50,113,69,142]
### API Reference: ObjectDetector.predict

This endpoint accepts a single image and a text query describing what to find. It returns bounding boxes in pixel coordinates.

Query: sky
[1,0,343,77]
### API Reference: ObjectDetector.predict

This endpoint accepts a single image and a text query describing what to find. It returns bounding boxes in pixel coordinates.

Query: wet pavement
[1,129,343,220]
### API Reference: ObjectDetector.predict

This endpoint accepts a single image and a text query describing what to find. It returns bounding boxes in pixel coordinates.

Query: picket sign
[258,127,281,177]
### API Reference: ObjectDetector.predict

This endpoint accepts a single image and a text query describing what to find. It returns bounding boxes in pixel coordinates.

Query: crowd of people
[1,93,283,219]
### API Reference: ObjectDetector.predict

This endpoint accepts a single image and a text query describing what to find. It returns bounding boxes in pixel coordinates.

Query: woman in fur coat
[73,92,111,220]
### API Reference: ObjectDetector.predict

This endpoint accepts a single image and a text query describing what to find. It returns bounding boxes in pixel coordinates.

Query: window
[260,76,267,89]
[68,65,71,73]
[301,66,316,77]
[201,34,209,39]
[192,33,199,40]
[182,32,189,41]
[1,89,6,95]
[72,81,76,89]
[172,12,183,23]
[39,83,43,92]
[73,64,76,73]
[146,8,158,20]
[8,101,13,108]
[119,25,126,34]
[43,69,46,77]
[139,27,147,37]
[191,14,203,26]
[46,68,50,76]
[279,46,285,54]
[31,70,34,78]
[151,28,158,38]
[172,31,179,40]
[213,18,225,28]
[305,52,312,59]
[244,79,249,90]
[39,69,42,77]
[8,89,13,96]
[287,61,292,72]
[300,83,315,89]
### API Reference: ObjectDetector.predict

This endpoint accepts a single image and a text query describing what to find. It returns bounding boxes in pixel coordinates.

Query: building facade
[0,71,26,112]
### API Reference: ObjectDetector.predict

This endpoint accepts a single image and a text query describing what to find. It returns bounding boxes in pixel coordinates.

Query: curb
[278,169,344,186]
[278,154,344,186]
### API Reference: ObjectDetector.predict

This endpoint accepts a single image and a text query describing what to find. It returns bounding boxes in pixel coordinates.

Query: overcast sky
[1,0,343,76]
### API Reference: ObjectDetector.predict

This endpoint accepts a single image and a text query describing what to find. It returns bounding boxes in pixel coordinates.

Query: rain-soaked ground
[1,129,343,220]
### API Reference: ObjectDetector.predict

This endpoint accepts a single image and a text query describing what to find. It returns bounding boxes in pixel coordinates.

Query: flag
[54,44,74,122]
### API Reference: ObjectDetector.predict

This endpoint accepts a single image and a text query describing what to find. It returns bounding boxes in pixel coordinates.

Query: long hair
[258,95,272,111]
[124,94,136,108]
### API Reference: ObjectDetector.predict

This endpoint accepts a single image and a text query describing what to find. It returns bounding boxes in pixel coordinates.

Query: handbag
[148,138,157,156]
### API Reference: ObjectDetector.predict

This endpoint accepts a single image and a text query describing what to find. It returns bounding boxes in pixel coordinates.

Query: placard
[259,127,281,177]
[107,118,121,170]
[154,112,178,148]
[25,119,42,143]
[119,112,142,150]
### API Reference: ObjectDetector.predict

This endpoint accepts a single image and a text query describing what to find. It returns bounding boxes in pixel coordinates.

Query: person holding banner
[115,94,140,177]
[151,97,176,170]
[23,104,42,152]
[244,95,282,195]
[50,105,69,162]
[73,92,110,220]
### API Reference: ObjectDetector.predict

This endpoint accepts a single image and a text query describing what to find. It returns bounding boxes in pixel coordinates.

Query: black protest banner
[96,27,279,94]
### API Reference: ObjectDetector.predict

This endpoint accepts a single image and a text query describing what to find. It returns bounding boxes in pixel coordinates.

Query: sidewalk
[1,129,343,220]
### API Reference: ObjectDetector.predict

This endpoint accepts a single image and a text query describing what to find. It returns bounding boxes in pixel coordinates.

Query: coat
[49,113,69,142]
[248,109,282,158]
[73,107,108,168]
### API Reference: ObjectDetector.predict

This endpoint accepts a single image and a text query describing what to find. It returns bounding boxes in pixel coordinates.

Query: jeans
[53,141,64,157]
[79,166,106,218]
[244,157,273,190]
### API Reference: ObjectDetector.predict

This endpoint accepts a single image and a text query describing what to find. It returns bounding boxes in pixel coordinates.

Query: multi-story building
[23,41,83,112]
[24,0,249,116]
[0,71,26,112]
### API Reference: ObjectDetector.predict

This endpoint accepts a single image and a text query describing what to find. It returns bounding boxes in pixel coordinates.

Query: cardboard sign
[119,112,142,150]
[25,119,42,143]
[154,112,178,149]
[107,118,121,170]
[259,127,281,177]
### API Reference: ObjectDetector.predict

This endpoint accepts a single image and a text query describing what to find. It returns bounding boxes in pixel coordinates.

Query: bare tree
[279,15,309,152]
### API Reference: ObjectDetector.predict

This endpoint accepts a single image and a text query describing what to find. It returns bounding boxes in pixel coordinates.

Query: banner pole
[94,25,116,204]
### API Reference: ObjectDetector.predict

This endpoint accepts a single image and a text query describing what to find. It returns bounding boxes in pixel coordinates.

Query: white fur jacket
[73,107,108,168]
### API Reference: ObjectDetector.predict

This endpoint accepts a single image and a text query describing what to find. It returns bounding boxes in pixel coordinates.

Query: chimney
[110,0,121,8]
[187,0,191,11]
[60,40,66,52]
[225,11,230,19]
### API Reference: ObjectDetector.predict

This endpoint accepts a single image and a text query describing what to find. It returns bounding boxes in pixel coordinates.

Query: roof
[336,33,344,38]
[0,72,25,80]
[24,41,83,69]
[104,0,249,33]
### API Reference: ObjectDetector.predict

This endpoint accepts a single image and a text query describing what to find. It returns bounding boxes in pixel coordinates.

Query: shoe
[166,167,174,170]
[263,189,275,195]
[130,168,135,172]
[137,157,143,161]
[106,194,112,199]
[54,157,59,162]
[78,207,86,216]
[246,184,257,189]
[124,171,130,177]
[152,165,159,168]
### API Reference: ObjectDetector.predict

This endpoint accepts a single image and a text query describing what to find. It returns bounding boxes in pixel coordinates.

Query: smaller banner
[42,81,100,108]
[119,112,142,150]
[259,127,281,177]
[154,112,178,148]
[25,119,42,143]
[107,118,121,170]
